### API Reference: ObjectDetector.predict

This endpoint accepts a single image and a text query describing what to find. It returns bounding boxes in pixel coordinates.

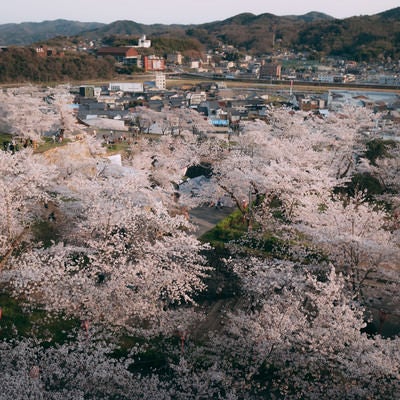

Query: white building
[155,73,166,90]
[190,60,201,69]
[187,92,207,108]
[137,35,151,48]
[318,74,335,83]
[108,82,144,93]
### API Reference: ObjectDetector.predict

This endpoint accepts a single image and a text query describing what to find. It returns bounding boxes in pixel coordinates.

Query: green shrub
[364,139,396,166]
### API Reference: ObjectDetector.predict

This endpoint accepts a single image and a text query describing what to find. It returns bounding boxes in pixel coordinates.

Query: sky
[1,0,399,25]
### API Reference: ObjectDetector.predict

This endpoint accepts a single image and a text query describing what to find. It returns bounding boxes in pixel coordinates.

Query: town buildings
[97,46,141,67]
[144,55,165,72]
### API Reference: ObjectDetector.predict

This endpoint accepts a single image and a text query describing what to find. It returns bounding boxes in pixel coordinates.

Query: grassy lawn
[200,209,248,247]
[104,140,131,154]
[0,291,78,343]
[200,206,327,263]
[34,137,71,153]
[0,132,13,149]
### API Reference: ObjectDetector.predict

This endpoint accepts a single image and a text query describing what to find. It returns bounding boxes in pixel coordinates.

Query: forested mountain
[88,7,400,59]
[184,8,400,59]
[0,19,104,46]
[185,11,334,53]
[295,8,400,60]
[83,19,189,38]
[0,7,399,60]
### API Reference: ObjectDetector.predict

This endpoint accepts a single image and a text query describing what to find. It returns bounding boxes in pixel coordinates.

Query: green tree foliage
[296,15,400,60]
[0,47,115,83]
[100,34,204,58]
[151,37,204,55]
[365,139,396,166]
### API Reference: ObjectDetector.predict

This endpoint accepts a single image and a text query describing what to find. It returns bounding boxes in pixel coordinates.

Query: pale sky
[1,0,399,25]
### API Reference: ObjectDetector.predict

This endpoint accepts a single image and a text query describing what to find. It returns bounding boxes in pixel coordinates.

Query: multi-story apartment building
[144,56,165,72]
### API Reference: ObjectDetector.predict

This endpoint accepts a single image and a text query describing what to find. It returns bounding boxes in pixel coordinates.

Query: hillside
[295,8,400,60]
[84,20,189,38]
[185,11,333,52]
[0,19,104,46]
[0,7,399,60]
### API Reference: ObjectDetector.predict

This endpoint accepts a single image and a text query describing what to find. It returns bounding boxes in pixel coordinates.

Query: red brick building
[143,55,165,72]
[97,47,140,65]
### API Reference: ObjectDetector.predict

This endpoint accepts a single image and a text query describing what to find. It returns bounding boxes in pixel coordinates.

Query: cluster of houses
[43,35,396,136]
[34,35,167,73]
[74,74,400,137]
[75,79,273,134]
[26,32,400,87]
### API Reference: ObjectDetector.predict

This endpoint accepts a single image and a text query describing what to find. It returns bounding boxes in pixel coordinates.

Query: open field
[2,73,399,96]
[167,75,400,94]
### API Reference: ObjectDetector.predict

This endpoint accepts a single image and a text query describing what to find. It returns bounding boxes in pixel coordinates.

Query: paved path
[189,206,235,237]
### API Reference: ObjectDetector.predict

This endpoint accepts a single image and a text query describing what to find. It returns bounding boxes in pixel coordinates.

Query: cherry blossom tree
[6,171,211,335]
[0,85,78,142]
[0,335,171,399]
[184,257,400,399]
[201,108,356,225]
[0,148,56,269]
[1,84,399,398]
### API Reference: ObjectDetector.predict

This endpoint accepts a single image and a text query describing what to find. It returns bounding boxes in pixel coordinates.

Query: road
[189,206,235,237]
